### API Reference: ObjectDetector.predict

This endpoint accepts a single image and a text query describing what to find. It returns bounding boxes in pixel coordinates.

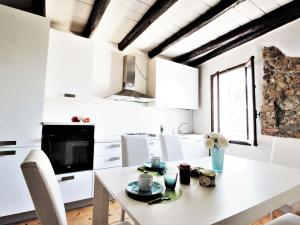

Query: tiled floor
[13,201,283,225]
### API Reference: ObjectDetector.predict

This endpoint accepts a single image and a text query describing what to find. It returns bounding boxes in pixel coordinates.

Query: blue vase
[211,147,224,173]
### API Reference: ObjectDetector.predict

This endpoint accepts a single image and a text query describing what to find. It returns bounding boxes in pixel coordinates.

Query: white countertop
[42,122,95,126]
[94,133,204,143]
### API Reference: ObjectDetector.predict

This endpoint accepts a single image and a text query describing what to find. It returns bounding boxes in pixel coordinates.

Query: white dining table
[92,156,300,225]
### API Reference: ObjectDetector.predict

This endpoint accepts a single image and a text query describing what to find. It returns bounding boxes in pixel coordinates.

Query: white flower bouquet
[205,133,229,149]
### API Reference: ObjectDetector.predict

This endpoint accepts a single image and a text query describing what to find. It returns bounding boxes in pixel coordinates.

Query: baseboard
[0,198,93,225]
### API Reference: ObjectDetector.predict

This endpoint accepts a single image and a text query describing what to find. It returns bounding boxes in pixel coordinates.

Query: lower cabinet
[93,139,162,170]
[0,135,208,218]
[94,142,122,169]
[56,170,93,203]
[0,148,34,217]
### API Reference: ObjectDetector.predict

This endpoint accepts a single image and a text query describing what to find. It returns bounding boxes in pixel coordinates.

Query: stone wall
[261,46,300,138]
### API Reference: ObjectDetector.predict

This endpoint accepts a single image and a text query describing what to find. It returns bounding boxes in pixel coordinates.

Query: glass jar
[179,163,190,185]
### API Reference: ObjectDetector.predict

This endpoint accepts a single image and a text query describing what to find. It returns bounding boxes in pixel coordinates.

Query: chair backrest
[159,134,183,162]
[121,135,149,167]
[21,150,67,225]
[270,137,300,169]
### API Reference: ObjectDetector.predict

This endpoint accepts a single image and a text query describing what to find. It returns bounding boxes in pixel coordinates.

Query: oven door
[44,134,94,174]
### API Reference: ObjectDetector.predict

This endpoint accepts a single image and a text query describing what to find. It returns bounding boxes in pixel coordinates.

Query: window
[211,56,258,146]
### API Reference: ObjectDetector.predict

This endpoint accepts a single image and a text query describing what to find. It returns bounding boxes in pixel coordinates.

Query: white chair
[121,135,149,167]
[120,135,149,220]
[159,134,183,162]
[21,150,129,225]
[271,137,300,214]
[266,213,300,225]
[271,137,300,168]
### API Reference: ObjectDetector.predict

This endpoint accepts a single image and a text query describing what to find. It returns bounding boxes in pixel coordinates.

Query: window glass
[211,57,257,146]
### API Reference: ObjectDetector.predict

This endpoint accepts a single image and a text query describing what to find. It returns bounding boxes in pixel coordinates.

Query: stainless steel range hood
[105,55,154,103]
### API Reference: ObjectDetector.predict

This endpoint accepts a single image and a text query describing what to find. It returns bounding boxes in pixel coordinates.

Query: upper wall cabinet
[0,5,49,147]
[147,58,199,110]
[45,29,93,101]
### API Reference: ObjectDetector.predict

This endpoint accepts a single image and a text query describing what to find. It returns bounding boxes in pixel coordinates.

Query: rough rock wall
[261,46,300,138]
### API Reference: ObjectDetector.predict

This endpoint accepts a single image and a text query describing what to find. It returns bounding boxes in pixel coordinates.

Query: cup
[138,173,153,192]
[164,168,178,191]
[151,156,161,168]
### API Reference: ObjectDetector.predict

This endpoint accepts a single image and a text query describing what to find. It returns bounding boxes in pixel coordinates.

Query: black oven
[41,125,94,174]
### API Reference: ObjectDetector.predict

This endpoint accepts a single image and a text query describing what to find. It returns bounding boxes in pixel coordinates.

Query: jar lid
[179,163,190,169]
[199,169,216,177]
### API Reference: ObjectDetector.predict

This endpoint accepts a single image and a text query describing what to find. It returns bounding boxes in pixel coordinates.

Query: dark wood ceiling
[0,0,45,16]
[1,0,298,67]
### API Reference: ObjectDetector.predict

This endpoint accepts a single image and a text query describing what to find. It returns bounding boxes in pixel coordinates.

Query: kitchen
[0,0,300,225]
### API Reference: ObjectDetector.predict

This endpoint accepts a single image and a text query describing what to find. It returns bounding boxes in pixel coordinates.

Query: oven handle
[61,175,75,182]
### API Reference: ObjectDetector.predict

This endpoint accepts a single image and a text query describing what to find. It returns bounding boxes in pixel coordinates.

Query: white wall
[193,19,300,162]
[44,98,192,139]
[43,31,192,138]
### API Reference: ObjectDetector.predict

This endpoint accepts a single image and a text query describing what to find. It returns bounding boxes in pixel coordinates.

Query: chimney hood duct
[105,55,154,103]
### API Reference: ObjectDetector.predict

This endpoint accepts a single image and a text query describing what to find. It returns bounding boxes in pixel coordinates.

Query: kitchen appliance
[105,55,154,103]
[41,124,94,174]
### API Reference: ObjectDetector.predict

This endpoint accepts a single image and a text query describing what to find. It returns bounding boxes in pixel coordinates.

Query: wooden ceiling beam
[82,0,111,38]
[0,0,45,16]
[118,0,178,51]
[148,0,243,58]
[32,0,45,17]
[187,1,300,67]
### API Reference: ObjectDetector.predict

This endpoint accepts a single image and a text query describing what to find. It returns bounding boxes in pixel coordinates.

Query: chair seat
[267,213,300,225]
[117,221,131,225]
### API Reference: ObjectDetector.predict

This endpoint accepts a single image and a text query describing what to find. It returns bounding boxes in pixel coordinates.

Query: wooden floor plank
[12,201,284,225]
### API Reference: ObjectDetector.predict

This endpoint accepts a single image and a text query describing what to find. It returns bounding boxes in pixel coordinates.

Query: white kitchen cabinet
[180,135,208,160]
[56,170,93,203]
[45,29,93,101]
[94,142,122,169]
[0,148,34,217]
[0,5,49,147]
[94,139,162,169]
[147,58,199,109]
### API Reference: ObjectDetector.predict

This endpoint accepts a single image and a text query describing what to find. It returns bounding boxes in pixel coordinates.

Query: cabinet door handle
[61,175,75,181]
[180,137,189,140]
[64,93,76,98]
[105,144,120,149]
[0,141,17,146]
[106,156,120,162]
[0,150,16,156]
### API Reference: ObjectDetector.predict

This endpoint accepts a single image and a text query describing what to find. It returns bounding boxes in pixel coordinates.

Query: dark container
[179,163,190,185]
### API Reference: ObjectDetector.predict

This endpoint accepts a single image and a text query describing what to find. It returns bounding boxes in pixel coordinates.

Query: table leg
[93,174,109,225]
[121,209,125,221]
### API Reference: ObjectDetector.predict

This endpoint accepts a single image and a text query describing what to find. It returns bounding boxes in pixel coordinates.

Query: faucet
[177,123,189,134]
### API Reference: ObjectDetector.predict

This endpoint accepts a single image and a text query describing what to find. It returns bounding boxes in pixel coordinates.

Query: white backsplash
[43,97,193,140]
